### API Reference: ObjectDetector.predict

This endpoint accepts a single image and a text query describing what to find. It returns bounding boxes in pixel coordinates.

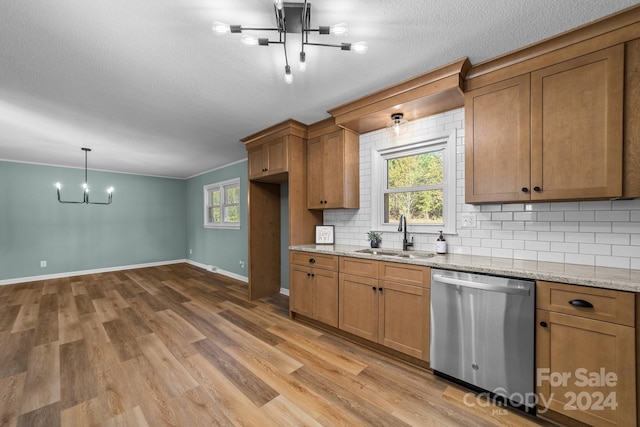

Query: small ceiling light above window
[387,113,408,136]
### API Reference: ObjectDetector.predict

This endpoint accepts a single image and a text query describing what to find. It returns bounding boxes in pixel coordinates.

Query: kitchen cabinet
[242,120,323,301]
[536,281,636,427]
[248,135,288,181]
[465,45,624,203]
[307,123,359,210]
[289,251,339,327]
[339,257,430,361]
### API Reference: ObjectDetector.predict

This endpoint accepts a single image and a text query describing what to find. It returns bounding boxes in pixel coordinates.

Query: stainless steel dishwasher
[430,269,536,413]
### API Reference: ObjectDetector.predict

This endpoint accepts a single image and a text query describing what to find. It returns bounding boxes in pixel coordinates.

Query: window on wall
[204,178,241,229]
[372,131,456,234]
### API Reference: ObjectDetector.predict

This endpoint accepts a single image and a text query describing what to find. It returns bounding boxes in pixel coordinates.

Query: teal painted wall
[185,160,248,277]
[0,161,186,281]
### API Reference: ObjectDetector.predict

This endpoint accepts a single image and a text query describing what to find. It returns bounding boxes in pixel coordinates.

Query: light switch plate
[461,213,477,228]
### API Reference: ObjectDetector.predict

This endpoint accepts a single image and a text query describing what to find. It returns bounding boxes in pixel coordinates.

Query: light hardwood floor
[0,263,549,426]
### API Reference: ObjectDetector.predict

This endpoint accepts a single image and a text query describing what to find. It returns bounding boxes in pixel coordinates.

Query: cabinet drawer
[290,251,338,271]
[339,256,378,278]
[536,281,635,326]
[378,262,430,288]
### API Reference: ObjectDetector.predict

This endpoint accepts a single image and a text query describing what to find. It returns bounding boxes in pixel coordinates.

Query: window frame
[371,130,457,235]
[203,178,241,229]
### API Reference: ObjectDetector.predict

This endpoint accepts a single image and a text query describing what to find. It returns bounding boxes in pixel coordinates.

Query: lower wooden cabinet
[338,260,431,362]
[289,252,339,327]
[536,281,637,427]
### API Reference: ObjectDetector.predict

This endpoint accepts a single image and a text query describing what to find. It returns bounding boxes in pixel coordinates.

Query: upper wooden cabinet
[247,136,288,181]
[466,45,625,203]
[307,119,359,210]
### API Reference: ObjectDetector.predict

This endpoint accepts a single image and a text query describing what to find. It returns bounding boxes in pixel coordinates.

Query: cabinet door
[312,269,339,327]
[265,136,288,176]
[339,273,378,341]
[465,74,531,203]
[321,130,346,209]
[536,309,636,426]
[531,45,624,201]
[290,264,313,318]
[248,146,266,180]
[378,280,430,361]
[307,136,325,209]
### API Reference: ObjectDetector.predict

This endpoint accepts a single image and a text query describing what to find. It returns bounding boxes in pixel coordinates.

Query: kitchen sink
[355,248,436,259]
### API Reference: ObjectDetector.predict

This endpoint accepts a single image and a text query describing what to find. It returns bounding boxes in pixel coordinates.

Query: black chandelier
[212,0,367,84]
[55,148,114,205]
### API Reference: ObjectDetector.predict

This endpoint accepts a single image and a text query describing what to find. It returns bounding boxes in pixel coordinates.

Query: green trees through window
[384,151,444,224]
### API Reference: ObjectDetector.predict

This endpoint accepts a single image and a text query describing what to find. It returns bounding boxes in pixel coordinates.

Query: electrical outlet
[461,213,477,228]
[189,249,193,255]
[239,260,245,269]
[40,260,47,268]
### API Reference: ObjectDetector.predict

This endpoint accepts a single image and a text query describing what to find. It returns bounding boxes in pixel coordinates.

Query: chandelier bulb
[284,65,293,84]
[107,187,114,194]
[273,0,283,10]
[330,23,348,36]
[212,21,231,35]
[55,182,61,190]
[241,35,259,46]
[352,41,368,54]
[299,51,306,72]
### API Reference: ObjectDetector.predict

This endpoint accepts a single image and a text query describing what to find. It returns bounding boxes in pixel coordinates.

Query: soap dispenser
[436,231,447,254]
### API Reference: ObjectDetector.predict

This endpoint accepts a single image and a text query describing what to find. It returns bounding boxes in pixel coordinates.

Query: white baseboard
[185,259,248,283]
[0,259,187,286]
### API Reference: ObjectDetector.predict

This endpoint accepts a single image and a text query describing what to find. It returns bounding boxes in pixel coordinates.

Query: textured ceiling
[1,0,638,178]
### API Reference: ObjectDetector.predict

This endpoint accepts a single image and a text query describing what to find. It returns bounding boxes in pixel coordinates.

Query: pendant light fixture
[55,148,114,205]
[213,0,367,83]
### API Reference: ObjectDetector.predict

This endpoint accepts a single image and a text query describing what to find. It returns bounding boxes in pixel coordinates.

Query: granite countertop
[289,244,640,293]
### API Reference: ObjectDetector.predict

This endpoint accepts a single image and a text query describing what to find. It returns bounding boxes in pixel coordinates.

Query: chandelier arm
[239,27,281,32]
[304,42,349,49]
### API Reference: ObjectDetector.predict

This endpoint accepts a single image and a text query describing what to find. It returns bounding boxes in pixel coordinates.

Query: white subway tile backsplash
[579,222,612,233]
[596,256,630,269]
[537,212,565,222]
[324,108,640,271]
[550,242,579,253]
[595,233,630,245]
[579,201,612,210]
[565,232,595,243]
[565,253,595,266]
[579,243,611,256]
[525,241,550,252]
[550,222,579,232]
[565,211,594,222]
[596,210,630,222]
[538,252,565,263]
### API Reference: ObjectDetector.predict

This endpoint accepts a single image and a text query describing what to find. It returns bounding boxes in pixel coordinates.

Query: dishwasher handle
[433,274,531,296]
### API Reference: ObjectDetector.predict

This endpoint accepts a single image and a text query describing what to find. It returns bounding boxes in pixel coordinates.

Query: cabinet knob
[539,321,548,328]
[372,286,377,291]
[533,186,541,192]
[378,287,383,293]
[309,258,316,264]
[569,299,593,308]
[311,273,315,278]
[521,187,529,193]
[306,273,311,277]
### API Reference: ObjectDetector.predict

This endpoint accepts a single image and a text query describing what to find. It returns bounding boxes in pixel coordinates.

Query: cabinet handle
[533,186,541,192]
[306,273,310,277]
[569,299,593,308]
[372,286,377,291]
[378,287,383,293]
[311,273,315,277]
[539,321,548,328]
[521,187,529,193]
[309,258,316,264]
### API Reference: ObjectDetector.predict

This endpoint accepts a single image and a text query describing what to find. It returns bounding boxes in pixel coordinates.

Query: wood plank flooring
[0,263,549,426]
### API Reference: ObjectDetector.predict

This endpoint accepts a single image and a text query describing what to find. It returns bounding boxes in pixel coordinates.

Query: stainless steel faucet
[398,214,414,251]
